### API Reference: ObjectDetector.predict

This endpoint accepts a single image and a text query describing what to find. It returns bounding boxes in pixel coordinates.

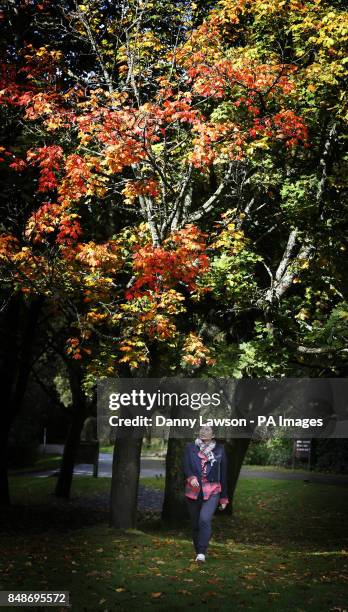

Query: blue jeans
[185,492,220,554]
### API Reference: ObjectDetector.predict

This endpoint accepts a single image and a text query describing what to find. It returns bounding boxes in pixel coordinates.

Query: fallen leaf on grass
[114,588,126,593]
[207,578,222,584]
[151,592,162,598]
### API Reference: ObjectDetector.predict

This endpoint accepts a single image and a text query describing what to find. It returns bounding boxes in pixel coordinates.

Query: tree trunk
[223,438,251,515]
[0,435,10,506]
[161,437,187,524]
[0,296,43,505]
[55,361,87,498]
[218,379,268,515]
[110,436,143,529]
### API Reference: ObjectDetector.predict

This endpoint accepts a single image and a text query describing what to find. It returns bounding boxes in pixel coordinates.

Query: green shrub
[244,437,293,466]
[244,440,270,465]
[266,437,293,466]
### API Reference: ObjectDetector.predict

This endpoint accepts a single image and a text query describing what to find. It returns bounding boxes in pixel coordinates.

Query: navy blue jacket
[183,441,228,500]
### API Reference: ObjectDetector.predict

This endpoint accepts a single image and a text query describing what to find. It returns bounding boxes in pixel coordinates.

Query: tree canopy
[1,0,347,386]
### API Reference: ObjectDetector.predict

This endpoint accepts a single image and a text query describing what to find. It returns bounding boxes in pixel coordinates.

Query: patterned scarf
[194,438,217,465]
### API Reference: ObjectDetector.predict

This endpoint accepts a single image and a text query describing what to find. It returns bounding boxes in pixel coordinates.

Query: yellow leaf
[295,308,310,321]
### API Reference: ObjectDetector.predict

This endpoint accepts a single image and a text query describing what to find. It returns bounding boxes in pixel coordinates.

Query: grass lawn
[8,455,62,475]
[99,446,113,454]
[0,476,347,611]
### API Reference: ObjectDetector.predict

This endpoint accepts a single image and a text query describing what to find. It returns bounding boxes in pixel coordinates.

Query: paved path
[26,454,165,479]
[23,450,348,486]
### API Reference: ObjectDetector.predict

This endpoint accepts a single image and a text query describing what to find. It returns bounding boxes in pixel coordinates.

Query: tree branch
[187,164,234,223]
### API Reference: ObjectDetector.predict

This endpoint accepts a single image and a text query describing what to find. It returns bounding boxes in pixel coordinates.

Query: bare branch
[317,123,337,218]
[275,228,298,282]
[187,164,234,223]
[72,1,114,94]
[263,229,313,304]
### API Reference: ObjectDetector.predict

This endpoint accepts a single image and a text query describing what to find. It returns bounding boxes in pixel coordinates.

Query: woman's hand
[189,476,200,488]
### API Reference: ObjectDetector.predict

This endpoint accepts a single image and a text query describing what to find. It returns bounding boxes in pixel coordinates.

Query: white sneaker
[195,553,205,563]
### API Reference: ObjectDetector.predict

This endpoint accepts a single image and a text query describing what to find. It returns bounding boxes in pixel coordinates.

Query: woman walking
[183,425,229,563]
